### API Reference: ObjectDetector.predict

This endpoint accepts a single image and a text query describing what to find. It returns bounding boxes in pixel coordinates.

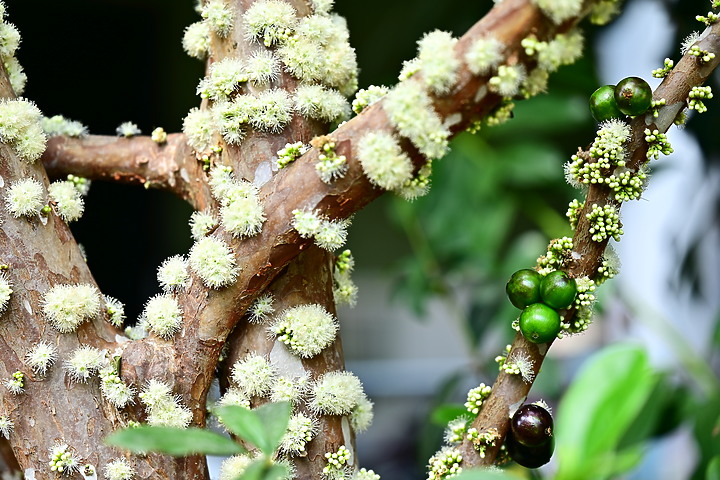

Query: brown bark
[10,0,713,478]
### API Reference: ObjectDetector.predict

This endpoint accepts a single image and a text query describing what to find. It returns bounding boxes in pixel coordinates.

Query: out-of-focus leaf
[554,344,658,480]
[707,455,720,480]
[215,402,291,454]
[105,426,244,456]
[430,404,469,426]
[453,468,525,480]
[691,393,720,479]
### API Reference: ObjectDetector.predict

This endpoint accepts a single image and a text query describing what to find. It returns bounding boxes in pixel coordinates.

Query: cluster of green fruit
[506,403,555,468]
[506,269,577,343]
[589,76,653,122]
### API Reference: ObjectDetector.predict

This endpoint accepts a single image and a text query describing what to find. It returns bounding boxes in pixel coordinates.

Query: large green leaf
[215,402,291,454]
[453,468,524,480]
[105,426,244,456]
[554,344,658,480]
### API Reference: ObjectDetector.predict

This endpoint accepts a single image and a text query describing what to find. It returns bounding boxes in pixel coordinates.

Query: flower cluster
[652,58,674,78]
[688,44,715,63]
[0,8,26,94]
[271,304,338,358]
[64,345,105,383]
[0,415,13,439]
[356,131,414,191]
[25,341,57,376]
[183,21,211,59]
[565,119,631,189]
[248,292,275,323]
[465,36,504,76]
[201,0,234,37]
[219,454,256,480]
[586,203,623,242]
[270,374,308,405]
[501,350,536,383]
[189,236,239,289]
[350,394,374,433]
[417,30,459,95]
[464,383,492,415]
[103,458,136,480]
[41,115,88,138]
[142,294,183,339]
[280,412,317,455]
[315,139,348,184]
[295,84,350,124]
[291,209,350,251]
[116,121,141,137]
[0,98,46,163]
[99,363,135,409]
[4,371,23,395]
[189,211,218,239]
[310,371,364,415]
[536,236,573,276]
[197,59,248,101]
[427,446,463,480]
[0,273,10,313]
[352,85,389,114]
[42,283,101,333]
[333,249,358,307]
[696,11,720,25]
[466,427,499,459]
[532,0,583,24]
[104,295,126,327]
[157,255,190,292]
[488,64,526,97]
[383,81,450,160]
[48,180,85,222]
[443,416,470,445]
[49,444,81,475]
[5,178,44,218]
[231,354,276,397]
[688,85,713,113]
[139,380,193,428]
[324,445,351,478]
[276,141,309,169]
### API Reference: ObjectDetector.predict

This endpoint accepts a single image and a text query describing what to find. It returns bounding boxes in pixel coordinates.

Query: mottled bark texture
[7,0,714,478]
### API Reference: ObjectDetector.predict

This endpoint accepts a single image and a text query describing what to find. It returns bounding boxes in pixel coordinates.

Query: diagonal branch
[458,15,720,469]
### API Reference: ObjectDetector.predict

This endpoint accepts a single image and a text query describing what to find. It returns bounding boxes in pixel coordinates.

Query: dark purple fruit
[506,430,555,469]
[506,269,542,309]
[511,404,554,447]
[539,270,577,310]
[614,77,652,116]
[589,85,624,122]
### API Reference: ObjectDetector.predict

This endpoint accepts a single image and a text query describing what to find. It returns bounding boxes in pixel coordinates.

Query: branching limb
[42,134,213,210]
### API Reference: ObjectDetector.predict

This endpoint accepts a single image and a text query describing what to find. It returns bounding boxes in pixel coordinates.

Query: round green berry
[614,77,653,116]
[539,270,577,310]
[589,85,624,122]
[506,269,542,309]
[519,304,561,344]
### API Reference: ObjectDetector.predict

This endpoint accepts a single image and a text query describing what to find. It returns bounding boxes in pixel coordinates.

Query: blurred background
[7,0,720,478]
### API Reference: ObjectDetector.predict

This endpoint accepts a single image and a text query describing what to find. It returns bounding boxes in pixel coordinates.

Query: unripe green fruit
[539,270,577,310]
[589,85,624,122]
[519,303,560,344]
[506,269,542,309]
[614,76,653,116]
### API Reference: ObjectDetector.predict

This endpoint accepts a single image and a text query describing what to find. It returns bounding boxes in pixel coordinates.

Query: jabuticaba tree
[0,0,718,478]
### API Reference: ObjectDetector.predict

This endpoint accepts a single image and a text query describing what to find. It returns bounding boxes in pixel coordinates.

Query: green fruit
[519,304,561,344]
[589,85,624,122]
[506,269,542,309]
[539,270,577,310]
[506,429,555,469]
[614,76,653,116]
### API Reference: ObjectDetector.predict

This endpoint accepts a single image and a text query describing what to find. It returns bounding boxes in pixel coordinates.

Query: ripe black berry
[506,430,555,469]
[511,403,554,447]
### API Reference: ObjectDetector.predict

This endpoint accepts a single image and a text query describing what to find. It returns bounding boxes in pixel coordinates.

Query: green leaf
[554,344,658,480]
[105,426,244,456]
[234,458,289,480]
[430,404,469,426]
[215,402,291,454]
[453,468,524,480]
[707,455,720,480]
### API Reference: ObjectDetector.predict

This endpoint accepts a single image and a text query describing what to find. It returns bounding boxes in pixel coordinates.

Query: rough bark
[9,0,712,478]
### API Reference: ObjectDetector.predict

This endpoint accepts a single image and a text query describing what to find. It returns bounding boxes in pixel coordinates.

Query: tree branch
[458,15,720,469]
[42,134,213,210]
